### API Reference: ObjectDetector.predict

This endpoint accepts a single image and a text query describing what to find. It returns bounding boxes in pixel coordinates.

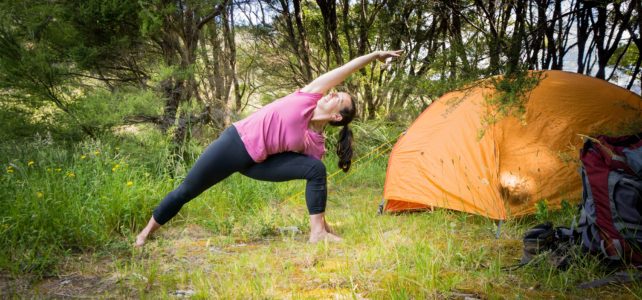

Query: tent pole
[377,199,385,215]
[495,220,503,239]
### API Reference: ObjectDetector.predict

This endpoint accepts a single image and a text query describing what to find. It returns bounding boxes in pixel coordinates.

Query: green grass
[1,125,641,298]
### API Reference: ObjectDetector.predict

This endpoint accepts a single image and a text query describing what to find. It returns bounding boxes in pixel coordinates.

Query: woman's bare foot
[308,213,341,243]
[134,216,161,247]
[134,233,148,247]
[309,230,343,243]
[323,219,335,234]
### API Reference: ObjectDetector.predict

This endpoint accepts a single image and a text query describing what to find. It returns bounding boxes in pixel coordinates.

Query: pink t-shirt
[233,91,326,162]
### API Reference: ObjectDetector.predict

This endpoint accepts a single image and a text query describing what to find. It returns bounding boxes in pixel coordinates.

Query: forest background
[1,0,642,298]
[1,0,640,142]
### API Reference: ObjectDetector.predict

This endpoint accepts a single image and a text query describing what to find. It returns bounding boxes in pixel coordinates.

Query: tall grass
[2,123,642,298]
[0,123,320,276]
[0,128,174,275]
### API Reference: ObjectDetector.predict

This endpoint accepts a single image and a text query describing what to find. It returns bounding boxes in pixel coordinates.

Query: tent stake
[495,220,503,239]
[377,199,385,215]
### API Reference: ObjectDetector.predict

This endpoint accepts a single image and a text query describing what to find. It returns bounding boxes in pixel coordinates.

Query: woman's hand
[301,49,403,94]
[375,50,403,63]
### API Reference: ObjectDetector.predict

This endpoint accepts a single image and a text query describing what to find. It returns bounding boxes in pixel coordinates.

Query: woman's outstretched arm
[301,50,403,94]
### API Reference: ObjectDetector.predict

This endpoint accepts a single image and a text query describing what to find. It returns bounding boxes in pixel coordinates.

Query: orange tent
[382,70,642,220]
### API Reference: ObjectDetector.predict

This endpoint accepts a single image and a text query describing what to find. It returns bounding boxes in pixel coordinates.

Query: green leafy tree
[0,0,151,137]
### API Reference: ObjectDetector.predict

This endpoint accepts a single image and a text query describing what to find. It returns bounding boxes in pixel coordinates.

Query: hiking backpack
[577,133,642,265]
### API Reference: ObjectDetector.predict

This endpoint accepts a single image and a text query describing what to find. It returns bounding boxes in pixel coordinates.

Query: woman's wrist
[371,51,382,61]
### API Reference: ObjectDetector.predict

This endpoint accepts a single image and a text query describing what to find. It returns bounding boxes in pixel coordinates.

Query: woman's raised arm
[301,50,403,94]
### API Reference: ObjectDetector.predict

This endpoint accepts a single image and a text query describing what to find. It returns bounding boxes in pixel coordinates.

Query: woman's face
[318,92,352,121]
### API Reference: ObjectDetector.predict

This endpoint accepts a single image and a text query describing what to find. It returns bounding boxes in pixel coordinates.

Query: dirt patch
[0,249,138,298]
[161,223,214,240]
[34,275,120,298]
[0,272,134,299]
[0,273,32,297]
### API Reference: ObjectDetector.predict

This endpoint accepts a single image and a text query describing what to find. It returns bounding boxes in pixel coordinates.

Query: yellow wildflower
[112,164,120,172]
[66,172,75,178]
[46,168,52,172]
[127,181,133,187]
[7,168,13,174]
[28,161,34,167]
[94,150,100,156]
[55,168,62,172]
[36,192,44,198]
[80,155,86,160]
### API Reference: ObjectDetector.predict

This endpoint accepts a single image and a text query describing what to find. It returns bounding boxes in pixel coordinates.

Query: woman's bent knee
[307,159,327,179]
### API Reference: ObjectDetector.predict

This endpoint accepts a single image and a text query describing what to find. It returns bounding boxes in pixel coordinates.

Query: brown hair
[329,97,356,172]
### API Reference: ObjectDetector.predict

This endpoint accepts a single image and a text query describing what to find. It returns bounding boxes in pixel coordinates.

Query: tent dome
[383,70,642,219]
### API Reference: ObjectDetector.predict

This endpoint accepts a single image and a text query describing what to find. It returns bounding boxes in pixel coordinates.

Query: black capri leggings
[152,126,327,225]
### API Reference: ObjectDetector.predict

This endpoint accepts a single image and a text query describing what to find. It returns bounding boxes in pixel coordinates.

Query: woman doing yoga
[135,50,403,246]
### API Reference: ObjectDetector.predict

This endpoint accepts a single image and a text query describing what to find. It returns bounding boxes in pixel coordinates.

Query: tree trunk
[576,1,590,74]
[552,0,564,69]
[506,0,526,74]
[316,0,344,66]
[592,4,609,79]
[155,0,228,138]
[157,8,183,133]
[543,0,558,69]
[592,1,633,79]
[277,0,313,83]
[449,1,470,75]
[340,0,354,59]
[474,0,505,74]
[293,0,314,82]
[223,4,240,119]
[626,0,642,89]
[206,15,230,131]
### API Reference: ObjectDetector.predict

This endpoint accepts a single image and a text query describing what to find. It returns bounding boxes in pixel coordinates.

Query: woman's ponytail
[329,94,356,172]
[336,125,353,172]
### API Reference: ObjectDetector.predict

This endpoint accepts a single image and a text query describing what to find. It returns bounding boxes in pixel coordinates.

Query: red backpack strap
[582,135,637,176]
